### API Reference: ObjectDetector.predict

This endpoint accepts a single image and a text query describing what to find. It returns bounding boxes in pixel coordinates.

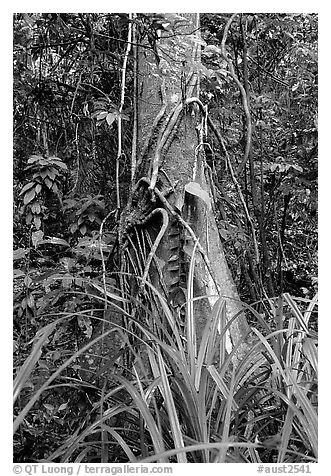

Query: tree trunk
[123,13,250,361]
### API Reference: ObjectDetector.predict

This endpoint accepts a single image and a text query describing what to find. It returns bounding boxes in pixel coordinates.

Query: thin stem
[207,117,260,266]
[116,15,133,216]
[131,14,138,183]
[220,14,252,176]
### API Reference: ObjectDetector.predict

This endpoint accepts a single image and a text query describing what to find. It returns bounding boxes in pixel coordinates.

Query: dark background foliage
[13,13,317,463]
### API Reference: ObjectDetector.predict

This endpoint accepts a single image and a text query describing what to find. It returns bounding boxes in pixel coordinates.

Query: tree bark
[126,13,250,361]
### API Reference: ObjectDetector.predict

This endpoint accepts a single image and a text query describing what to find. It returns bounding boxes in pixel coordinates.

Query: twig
[274,202,288,269]
[207,117,260,265]
[99,211,115,306]
[247,54,290,87]
[80,82,112,103]
[70,71,82,115]
[131,14,138,183]
[98,210,115,354]
[116,15,132,216]
[72,122,80,194]
[220,14,252,176]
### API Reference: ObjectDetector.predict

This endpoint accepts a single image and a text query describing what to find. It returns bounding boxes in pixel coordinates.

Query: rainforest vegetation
[13,13,318,464]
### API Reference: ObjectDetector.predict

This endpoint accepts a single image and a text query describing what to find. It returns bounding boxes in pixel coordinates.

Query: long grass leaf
[303,292,318,327]
[139,441,259,463]
[171,375,204,446]
[218,367,236,462]
[157,347,187,462]
[252,328,288,383]
[277,407,294,463]
[207,365,238,411]
[195,298,224,390]
[101,425,137,461]
[14,327,120,433]
[115,374,166,459]
[286,373,318,456]
[13,321,57,402]
[283,293,309,334]
[302,337,318,375]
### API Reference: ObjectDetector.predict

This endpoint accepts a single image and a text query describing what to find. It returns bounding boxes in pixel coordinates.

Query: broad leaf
[185,182,211,210]
[27,154,43,164]
[13,248,29,261]
[96,111,108,120]
[41,237,70,247]
[32,230,44,247]
[44,177,53,189]
[33,215,41,230]
[30,202,41,214]
[23,188,36,205]
[106,112,117,126]
[19,182,35,196]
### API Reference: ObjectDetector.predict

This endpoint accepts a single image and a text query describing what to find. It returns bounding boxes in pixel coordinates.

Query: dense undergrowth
[14,248,318,463]
[13,13,318,464]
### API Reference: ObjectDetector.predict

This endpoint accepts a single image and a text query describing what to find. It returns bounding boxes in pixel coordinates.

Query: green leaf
[14,269,26,278]
[13,321,58,404]
[106,112,117,126]
[24,275,32,287]
[290,164,303,172]
[49,157,67,170]
[185,182,211,210]
[62,274,73,289]
[96,111,108,120]
[54,161,67,170]
[41,237,70,247]
[174,192,185,212]
[13,248,29,261]
[23,188,36,205]
[52,182,59,194]
[219,229,229,240]
[44,177,53,189]
[31,202,41,214]
[32,230,44,247]
[19,182,35,196]
[27,154,43,164]
[33,215,42,230]
[58,402,68,412]
[80,224,87,235]
[45,168,57,180]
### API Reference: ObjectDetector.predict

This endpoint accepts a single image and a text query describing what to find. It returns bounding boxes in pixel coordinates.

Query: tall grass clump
[14,258,318,463]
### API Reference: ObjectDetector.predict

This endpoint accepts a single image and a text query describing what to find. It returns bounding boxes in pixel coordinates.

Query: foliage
[201,13,317,299]
[63,195,106,237]
[14,263,318,463]
[19,155,67,247]
[13,13,317,464]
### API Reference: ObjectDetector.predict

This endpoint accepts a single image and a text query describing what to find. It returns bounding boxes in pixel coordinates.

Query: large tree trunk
[123,13,250,361]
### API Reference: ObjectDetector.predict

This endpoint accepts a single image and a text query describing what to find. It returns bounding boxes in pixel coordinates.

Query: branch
[116,15,133,216]
[207,117,260,265]
[220,14,252,176]
[131,14,138,183]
